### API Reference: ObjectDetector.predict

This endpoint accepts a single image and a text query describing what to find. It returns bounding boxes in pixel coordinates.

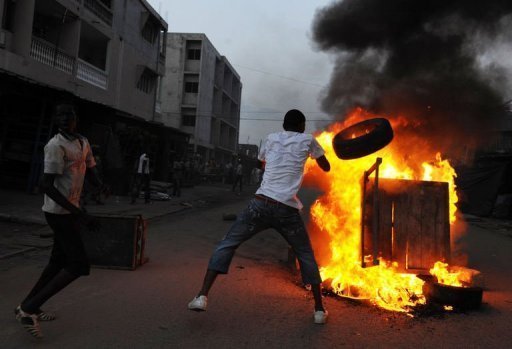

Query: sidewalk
[0,183,248,226]
[0,183,253,259]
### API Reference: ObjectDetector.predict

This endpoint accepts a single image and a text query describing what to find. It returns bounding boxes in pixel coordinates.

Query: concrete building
[161,33,242,165]
[0,0,188,192]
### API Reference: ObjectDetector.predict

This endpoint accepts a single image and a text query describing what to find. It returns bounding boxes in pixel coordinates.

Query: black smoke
[312,0,512,155]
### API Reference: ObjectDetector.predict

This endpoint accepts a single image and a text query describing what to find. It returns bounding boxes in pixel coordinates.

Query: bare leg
[22,270,78,314]
[311,284,325,312]
[198,269,219,297]
[21,263,62,306]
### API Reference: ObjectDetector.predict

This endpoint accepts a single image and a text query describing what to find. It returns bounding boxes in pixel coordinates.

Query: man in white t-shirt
[131,152,151,204]
[188,109,331,324]
[14,103,103,338]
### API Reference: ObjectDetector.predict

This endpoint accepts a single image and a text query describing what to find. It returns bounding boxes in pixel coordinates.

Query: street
[1,192,512,348]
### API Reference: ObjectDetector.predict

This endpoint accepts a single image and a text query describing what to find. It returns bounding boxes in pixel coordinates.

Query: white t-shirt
[137,153,150,174]
[256,131,325,209]
[42,133,96,214]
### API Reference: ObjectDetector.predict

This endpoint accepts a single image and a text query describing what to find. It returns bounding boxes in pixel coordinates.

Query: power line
[233,64,326,88]
[161,111,332,122]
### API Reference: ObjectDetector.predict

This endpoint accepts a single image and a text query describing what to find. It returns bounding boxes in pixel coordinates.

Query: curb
[0,247,38,260]
[0,213,46,226]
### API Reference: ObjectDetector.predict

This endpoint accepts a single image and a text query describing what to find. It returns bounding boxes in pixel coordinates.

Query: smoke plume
[312,0,512,156]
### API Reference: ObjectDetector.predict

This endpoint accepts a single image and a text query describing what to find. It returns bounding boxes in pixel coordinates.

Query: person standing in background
[131,151,151,204]
[172,158,184,197]
[231,159,243,195]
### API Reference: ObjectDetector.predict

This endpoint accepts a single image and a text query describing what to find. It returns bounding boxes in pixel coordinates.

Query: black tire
[332,118,394,160]
[423,281,483,310]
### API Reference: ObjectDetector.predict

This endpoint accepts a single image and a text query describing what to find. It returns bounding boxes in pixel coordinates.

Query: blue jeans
[208,197,322,285]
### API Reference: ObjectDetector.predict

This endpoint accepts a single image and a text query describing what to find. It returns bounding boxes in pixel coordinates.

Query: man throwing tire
[188,109,331,324]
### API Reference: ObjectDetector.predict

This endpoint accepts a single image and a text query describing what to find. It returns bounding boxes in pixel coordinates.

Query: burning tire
[332,118,394,160]
[422,277,483,310]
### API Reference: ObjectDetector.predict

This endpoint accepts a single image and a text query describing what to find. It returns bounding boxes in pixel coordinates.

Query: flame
[304,108,463,312]
[429,261,476,287]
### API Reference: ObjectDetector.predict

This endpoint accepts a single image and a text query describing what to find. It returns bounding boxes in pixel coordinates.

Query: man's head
[283,109,306,133]
[54,103,78,133]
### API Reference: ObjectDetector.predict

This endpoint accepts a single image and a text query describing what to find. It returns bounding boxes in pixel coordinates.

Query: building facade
[161,33,242,165]
[0,0,187,192]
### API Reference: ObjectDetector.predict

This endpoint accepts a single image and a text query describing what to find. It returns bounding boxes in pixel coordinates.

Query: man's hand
[316,155,331,172]
[77,212,101,232]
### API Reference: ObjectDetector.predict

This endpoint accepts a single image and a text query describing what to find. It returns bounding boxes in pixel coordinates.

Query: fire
[304,108,463,312]
[429,261,477,287]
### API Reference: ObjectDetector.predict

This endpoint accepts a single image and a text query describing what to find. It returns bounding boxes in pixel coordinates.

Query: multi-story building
[161,33,242,165]
[0,0,188,192]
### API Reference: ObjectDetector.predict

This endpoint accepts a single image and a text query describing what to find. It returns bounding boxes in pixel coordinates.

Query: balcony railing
[30,37,109,90]
[30,37,74,74]
[77,59,108,90]
[84,0,113,26]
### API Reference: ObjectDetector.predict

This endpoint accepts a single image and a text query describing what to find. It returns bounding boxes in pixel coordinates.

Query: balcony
[29,37,108,90]
[77,58,108,89]
[30,37,74,74]
[84,0,113,26]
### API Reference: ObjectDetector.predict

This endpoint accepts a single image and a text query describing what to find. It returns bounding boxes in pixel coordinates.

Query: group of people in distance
[15,106,331,339]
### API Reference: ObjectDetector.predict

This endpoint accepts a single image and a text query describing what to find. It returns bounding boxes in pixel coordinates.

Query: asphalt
[1,184,512,347]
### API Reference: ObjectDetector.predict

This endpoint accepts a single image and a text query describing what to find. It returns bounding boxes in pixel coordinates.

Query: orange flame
[304,108,463,312]
[429,261,477,287]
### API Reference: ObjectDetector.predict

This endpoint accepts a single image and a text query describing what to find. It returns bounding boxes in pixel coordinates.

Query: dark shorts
[207,197,322,285]
[45,212,90,276]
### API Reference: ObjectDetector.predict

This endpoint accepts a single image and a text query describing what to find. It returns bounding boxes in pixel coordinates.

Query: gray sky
[147,0,336,146]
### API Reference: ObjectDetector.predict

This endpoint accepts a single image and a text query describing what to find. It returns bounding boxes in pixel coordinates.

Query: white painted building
[161,33,242,164]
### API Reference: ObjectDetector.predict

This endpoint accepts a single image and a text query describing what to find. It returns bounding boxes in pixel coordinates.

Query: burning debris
[303,109,482,314]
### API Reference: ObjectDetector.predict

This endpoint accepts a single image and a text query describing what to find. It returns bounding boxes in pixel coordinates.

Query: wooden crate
[362,178,450,273]
[81,215,148,270]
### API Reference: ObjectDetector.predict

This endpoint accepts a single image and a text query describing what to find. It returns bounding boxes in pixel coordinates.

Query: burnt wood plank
[406,184,424,270]
[378,186,393,261]
[420,184,437,270]
[392,185,409,271]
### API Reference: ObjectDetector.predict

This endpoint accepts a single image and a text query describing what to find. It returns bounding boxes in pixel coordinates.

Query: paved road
[1,194,512,348]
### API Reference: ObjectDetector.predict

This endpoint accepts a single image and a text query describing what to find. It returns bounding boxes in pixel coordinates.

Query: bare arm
[41,173,100,230]
[316,155,330,172]
[86,166,103,188]
[41,173,83,215]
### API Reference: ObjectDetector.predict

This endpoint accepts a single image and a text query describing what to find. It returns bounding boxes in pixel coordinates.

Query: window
[187,48,201,60]
[137,70,156,94]
[185,81,199,93]
[182,108,196,127]
[142,20,157,44]
[159,30,166,56]
[2,0,16,31]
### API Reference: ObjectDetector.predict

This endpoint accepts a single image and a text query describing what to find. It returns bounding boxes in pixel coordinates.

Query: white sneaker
[314,310,328,324]
[188,295,207,311]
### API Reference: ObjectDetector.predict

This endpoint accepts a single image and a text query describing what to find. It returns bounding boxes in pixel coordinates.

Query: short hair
[54,103,76,129]
[283,109,306,130]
